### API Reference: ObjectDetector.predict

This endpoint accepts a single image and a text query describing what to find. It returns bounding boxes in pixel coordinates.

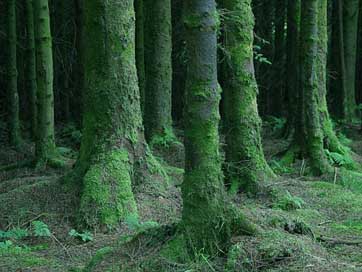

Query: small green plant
[274,191,305,211]
[325,149,353,167]
[124,214,159,233]
[253,45,272,65]
[69,229,93,242]
[32,221,51,237]
[270,160,293,174]
[0,228,28,240]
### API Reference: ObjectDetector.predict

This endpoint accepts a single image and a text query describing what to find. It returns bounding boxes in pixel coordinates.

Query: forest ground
[1,121,362,272]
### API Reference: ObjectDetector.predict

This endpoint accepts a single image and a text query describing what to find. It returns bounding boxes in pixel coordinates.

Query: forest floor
[1,122,362,271]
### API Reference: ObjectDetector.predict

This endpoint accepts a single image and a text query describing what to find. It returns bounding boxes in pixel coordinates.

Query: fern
[32,221,51,237]
[69,229,93,242]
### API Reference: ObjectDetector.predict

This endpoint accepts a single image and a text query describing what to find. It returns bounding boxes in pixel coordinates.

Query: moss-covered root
[181,205,257,256]
[79,149,138,230]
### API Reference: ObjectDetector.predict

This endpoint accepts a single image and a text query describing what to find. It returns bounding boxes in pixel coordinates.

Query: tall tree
[284,0,352,174]
[219,0,274,193]
[343,0,359,121]
[25,0,37,139]
[34,0,58,166]
[66,0,168,229]
[144,0,175,145]
[181,0,254,255]
[284,0,301,137]
[6,0,22,147]
[270,0,287,116]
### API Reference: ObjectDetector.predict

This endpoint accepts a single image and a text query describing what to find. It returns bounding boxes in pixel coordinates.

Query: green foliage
[253,44,272,65]
[0,228,28,240]
[150,128,179,149]
[69,229,93,242]
[59,122,82,146]
[325,149,353,167]
[273,191,305,211]
[32,220,51,237]
[124,214,159,233]
[264,116,286,134]
[270,160,293,174]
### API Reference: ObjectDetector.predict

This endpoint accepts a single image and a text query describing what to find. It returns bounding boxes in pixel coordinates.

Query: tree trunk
[25,0,38,140]
[34,0,57,166]
[144,0,175,145]
[135,0,146,114]
[67,0,169,229]
[343,0,359,122]
[270,0,287,117]
[181,0,253,255]
[284,0,301,137]
[219,0,275,193]
[6,0,22,147]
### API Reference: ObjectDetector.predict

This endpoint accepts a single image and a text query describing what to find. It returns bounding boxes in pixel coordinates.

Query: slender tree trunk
[181,0,255,255]
[135,0,146,114]
[219,0,274,193]
[25,0,38,140]
[343,0,359,121]
[284,0,300,137]
[144,0,175,145]
[34,0,57,166]
[6,0,22,147]
[270,0,286,117]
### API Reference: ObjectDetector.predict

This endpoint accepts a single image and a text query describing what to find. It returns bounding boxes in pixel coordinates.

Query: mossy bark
[25,0,37,140]
[6,0,22,147]
[219,0,275,193]
[34,0,57,166]
[342,0,359,122]
[181,0,255,255]
[284,0,351,175]
[144,0,175,145]
[68,0,167,229]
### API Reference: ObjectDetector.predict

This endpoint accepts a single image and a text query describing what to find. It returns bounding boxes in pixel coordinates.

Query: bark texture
[219,0,274,193]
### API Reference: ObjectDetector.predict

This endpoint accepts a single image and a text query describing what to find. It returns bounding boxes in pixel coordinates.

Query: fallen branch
[317,236,362,246]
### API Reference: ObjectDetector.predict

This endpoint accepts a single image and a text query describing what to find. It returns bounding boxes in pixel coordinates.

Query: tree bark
[25,0,38,140]
[34,0,57,166]
[144,0,175,145]
[219,0,275,193]
[6,0,22,147]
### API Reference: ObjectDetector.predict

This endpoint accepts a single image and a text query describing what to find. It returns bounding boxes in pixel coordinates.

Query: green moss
[83,247,114,272]
[160,234,189,263]
[80,149,138,229]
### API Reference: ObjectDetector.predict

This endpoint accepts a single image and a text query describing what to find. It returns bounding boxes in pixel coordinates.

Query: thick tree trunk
[25,0,38,140]
[34,0,57,165]
[6,0,22,147]
[144,0,175,145]
[67,0,169,229]
[219,0,274,193]
[343,0,359,122]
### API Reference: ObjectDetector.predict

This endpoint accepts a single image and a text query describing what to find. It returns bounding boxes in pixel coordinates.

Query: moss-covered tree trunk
[284,0,352,175]
[135,0,146,113]
[342,0,359,122]
[25,0,37,140]
[67,0,168,229]
[6,0,22,147]
[144,0,175,145]
[34,0,57,166]
[181,0,252,255]
[219,0,274,193]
